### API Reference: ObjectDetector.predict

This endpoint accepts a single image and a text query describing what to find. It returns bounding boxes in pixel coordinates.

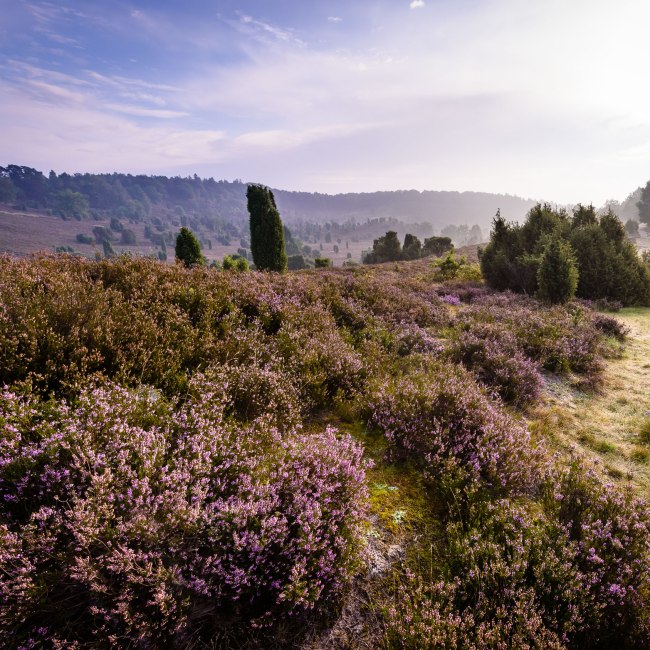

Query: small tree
[102,239,116,259]
[314,257,331,268]
[402,233,422,260]
[637,181,650,225]
[537,237,578,304]
[247,185,287,272]
[175,227,203,267]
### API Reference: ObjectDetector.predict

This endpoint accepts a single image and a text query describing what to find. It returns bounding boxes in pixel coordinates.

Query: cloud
[236,13,305,46]
[104,104,188,119]
[328,16,342,23]
[409,1,425,9]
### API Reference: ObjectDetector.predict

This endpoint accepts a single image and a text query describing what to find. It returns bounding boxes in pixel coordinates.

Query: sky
[1,0,650,204]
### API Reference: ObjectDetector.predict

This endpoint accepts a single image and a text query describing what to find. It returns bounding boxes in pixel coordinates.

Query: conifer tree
[247,185,287,272]
[175,227,203,267]
[537,236,578,304]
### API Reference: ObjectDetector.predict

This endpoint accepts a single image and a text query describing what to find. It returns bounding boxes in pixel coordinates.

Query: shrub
[367,362,544,496]
[537,236,578,304]
[0,382,368,645]
[175,227,203,267]
[483,203,650,305]
[222,254,249,272]
[385,466,650,649]
[447,325,543,407]
[314,257,331,268]
[120,228,136,245]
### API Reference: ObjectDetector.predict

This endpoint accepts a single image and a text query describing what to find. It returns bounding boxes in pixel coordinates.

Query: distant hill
[0,164,539,230]
[273,188,539,228]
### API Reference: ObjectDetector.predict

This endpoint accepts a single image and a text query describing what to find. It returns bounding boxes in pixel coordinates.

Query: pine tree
[175,227,203,267]
[636,181,650,225]
[247,185,287,272]
[537,236,578,304]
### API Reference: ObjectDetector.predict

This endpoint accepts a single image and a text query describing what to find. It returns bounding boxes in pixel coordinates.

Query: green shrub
[537,236,578,304]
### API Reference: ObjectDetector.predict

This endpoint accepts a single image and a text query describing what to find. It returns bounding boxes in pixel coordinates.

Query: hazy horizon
[2,0,649,205]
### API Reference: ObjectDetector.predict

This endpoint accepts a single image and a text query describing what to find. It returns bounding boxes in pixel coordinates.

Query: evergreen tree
[402,233,422,260]
[363,231,402,263]
[247,185,287,272]
[102,239,116,259]
[536,237,578,304]
[636,180,650,225]
[175,227,203,267]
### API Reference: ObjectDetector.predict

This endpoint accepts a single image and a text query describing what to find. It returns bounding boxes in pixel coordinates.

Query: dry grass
[529,307,650,495]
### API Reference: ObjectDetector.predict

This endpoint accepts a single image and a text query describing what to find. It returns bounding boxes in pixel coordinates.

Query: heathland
[1,251,649,649]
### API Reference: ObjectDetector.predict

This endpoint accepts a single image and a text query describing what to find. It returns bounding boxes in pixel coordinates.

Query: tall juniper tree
[247,184,287,272]
[175,227,203,267]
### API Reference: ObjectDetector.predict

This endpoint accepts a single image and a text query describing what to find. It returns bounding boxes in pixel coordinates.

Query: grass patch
[640,419,650,445]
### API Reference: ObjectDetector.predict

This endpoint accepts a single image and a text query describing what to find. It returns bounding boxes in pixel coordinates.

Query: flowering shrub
[393,321,445,357]
[385,472,650,649]
[0,254,641,647]
[453,293,606,382]
[367,363,545,497]
[0,381,368,646]
[447,324,543,407]
[590,313,629,341]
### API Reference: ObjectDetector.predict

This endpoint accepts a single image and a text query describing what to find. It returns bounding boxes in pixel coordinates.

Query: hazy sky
[1,0,649,204]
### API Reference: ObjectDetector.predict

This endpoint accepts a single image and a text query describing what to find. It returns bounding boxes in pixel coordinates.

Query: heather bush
[385,468,650,649]
[367,362,545,496]
[384,500,567,649]
[393,322,445,357]
[447,324,543,407]
[0,381,368,646]
[454,293,606,382]
[590,312,629,341]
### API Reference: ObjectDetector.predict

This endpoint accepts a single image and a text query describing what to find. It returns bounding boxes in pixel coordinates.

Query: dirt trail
[530,307,650,494]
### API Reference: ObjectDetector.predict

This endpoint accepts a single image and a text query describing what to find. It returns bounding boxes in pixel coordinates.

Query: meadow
[1,253,649,649]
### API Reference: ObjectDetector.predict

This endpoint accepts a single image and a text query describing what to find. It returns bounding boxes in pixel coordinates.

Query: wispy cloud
[328,16,342,23]
[409,1,425,9]
[237,13,306,46]
[104,103,188,119]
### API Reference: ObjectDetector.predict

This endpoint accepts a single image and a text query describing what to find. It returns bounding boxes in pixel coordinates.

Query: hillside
[0,165,546,262]
[1,254,648,648]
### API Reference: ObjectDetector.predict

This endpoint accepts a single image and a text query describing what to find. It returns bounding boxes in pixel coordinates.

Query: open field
[530,307,650,494]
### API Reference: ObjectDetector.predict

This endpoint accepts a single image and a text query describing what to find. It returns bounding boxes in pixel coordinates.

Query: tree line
[480,203,650,305]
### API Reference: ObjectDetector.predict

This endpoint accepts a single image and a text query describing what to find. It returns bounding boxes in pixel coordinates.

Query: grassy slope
[529,307,650,495]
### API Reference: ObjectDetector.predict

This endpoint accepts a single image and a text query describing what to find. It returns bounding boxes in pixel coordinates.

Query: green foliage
[175,227,203,267]
[364,230,402,263]
[422,235,453,258]
[315,257,331,268]
[247,185,287,272]
[53,189,89,220]
[102,239,116,259]
[0,177,17,203]
[120,229,136,245]
[482,203,650,305]
[222,254,249,272]
[637,180,650,225]
[364,232,452,264]
[75,233,93,245]
[537,236,579,304]
[287,254,307,270]
[402,233,422,260]
[92,226,114,244]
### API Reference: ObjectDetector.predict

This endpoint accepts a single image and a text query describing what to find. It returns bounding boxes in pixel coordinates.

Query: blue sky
[1,0,650,204]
